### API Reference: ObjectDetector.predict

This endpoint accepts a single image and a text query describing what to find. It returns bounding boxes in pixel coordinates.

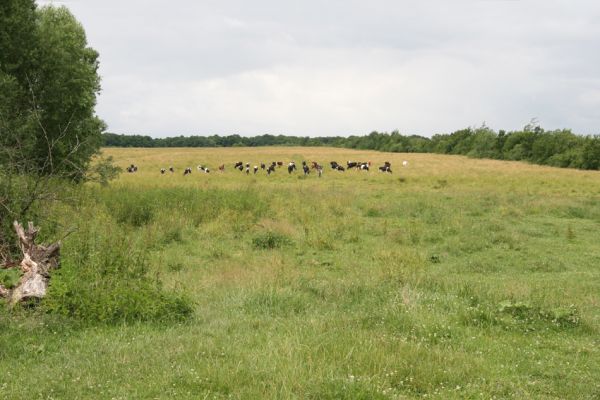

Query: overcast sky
[39,0,600,138]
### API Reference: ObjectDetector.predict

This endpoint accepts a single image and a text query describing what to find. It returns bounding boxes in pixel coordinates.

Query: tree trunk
[0,221,60,306]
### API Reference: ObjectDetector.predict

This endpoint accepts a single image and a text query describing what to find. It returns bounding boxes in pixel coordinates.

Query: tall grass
[1,147,598,399]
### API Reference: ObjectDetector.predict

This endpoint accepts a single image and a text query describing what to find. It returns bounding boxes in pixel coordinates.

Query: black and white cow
[358,162,370,171]
[160,168,166,174]
[288,161,297,174]
[183,167,192,175]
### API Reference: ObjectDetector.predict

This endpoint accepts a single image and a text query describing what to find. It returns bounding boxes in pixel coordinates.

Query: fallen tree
[0,221,60,306]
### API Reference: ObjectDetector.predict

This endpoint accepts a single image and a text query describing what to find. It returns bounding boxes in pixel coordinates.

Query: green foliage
[42,229,193,325]
[84,156,122,186]
[1,3,110,259]
[0,3,104,180]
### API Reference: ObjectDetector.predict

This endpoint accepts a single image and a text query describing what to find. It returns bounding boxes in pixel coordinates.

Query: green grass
[1,147,599,399]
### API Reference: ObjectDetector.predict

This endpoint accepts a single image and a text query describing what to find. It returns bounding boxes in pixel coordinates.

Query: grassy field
[1,146,599,399]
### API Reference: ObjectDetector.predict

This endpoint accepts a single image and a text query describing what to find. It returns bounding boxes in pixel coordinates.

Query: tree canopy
[0,2,104,180]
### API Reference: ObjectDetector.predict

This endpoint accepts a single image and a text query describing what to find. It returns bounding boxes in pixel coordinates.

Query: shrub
[42,229,193,325]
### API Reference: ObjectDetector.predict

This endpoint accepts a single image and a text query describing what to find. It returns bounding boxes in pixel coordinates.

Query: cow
[253,165,259,174]
[310,162,323,177]
[169,166,174,173]
[267,163,276,175]
[218,164,225,172]
[331,162,345,171]
[347,161,358,169]
[402,160,409,167]
[197,165,210,173]
[245,163,250,174]
[234,161,243,169]
[127,164,138,173]
[260,163,266,170]
[277,161,283,168]
[288,162,297,174]
[183,167,192,175]
[358,162,370,171]
[302,161,310,175]
[160,168,166,174]
[378,165,392,173]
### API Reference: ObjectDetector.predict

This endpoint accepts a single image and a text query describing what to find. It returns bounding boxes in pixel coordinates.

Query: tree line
[103,123,600,170]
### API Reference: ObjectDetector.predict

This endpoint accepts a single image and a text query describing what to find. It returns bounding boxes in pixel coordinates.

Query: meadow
[1,146,599,399]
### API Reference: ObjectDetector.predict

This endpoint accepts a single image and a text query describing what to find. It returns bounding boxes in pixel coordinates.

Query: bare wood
[1,221,61,305]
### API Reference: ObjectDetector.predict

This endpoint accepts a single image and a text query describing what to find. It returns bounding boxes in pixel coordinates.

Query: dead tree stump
[0,221,60,306]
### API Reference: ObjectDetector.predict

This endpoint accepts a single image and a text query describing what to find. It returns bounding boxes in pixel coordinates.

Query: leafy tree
[1,4,106,260]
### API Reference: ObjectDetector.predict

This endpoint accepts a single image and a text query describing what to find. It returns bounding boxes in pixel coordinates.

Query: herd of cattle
[126,160,409,176]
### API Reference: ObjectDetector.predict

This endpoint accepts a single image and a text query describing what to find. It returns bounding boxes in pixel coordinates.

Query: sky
[38,0,600,138]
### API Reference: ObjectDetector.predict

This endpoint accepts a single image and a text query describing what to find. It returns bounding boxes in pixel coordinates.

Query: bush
[42,229,193,325]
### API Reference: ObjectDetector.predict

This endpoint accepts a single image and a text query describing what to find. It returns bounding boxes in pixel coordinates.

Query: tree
[1,4,104,179]
[1,4,106,262]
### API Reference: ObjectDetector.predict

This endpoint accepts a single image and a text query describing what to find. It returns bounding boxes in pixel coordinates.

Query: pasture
[1,147,599,399]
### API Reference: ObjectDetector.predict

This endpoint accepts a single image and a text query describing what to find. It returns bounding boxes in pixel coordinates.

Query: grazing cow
[402,160,409,167]
[358,162,370,171]
[218,164,225,172]
[234,161,243,169]
[260,163,266,170]
[277,161,283,168]
[347,161,358,169]
[378,165,392,173]
[267,163,276,175]
[253,165,258,174]
[169,166,174,173]
[330,161,339,169]
[336,165,345,171]
[288,162,297,174]
[302,162,310,175]
[127,164,138,173]
[160,168,166,174]
[311,162,323,177]
[245,163,250,174]
[236,164,244,171]
[183,167,192,175]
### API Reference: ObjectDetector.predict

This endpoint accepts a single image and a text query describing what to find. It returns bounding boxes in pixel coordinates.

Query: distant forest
[103,124,600,170]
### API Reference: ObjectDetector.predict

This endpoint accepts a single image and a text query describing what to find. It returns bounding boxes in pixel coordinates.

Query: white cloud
[38,0,600,136]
